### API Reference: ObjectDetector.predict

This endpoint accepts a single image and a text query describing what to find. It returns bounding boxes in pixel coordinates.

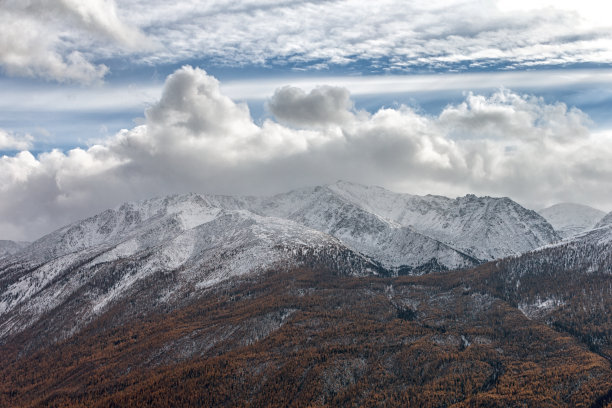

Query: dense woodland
[1,246,611,407]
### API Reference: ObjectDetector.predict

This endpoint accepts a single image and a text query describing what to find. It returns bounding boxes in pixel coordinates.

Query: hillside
[0,264,610,407]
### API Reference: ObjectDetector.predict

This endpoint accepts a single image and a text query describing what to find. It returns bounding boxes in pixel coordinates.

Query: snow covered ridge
[243,181,559,269]
[0,204,380,343]
[538,203,606,239]
[0,181,563,343]
[0,240,30,259]
[1,181,560,272]
[595,211,612,229]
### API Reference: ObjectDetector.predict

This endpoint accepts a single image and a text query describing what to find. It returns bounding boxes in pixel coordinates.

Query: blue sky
[2,0,612,240]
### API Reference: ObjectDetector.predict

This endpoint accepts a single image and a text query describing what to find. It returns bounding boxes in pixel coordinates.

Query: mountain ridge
[0,183,610,407]
[0,240,30,259]
[538,202,606,239]
[243,181,559,267]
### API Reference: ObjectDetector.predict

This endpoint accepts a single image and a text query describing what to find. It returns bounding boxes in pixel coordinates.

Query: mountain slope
[0,186,610,407]
[0,240,29,259]
[0,183,564,350]
[249,185,478,272]
[0,194,381,346]
[1,267,610,407]
[252,181,559,264]
[539,202,606,238]
[468,219,612,362]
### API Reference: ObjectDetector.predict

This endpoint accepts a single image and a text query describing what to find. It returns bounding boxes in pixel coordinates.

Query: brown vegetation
[1,263,611,407]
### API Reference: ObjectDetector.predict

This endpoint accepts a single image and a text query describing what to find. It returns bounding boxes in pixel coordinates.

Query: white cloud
[0,0,153,83]
[3,1,612,83]
[0,130,33,151]
[1,66,612,241]
[437,90,591,143]
[123,0,612,70]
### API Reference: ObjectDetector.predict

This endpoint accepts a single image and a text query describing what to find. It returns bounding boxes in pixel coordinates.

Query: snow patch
[518,297,565,319]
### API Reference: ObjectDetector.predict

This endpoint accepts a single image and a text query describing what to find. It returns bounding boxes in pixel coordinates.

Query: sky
[2,0,612,241]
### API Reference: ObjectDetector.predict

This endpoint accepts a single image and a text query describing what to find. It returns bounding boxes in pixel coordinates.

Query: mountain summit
[538,202,606,239]
[245,181,559,270]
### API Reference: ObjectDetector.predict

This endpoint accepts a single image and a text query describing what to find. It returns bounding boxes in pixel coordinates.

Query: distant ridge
[0,240,29,259]
[538,202,605,239]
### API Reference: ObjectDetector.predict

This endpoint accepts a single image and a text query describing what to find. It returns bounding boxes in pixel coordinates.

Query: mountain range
[0,182,611,407]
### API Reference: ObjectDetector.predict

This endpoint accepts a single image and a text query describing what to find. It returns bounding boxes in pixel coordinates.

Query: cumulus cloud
[2,66,612,240]
[0,0,153,83]
[437,90,592,143]
[267,86,355,127]
[0,130,33,151]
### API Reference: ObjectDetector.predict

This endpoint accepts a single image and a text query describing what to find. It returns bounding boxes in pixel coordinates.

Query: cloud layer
[1,66,612,240]
[124,0,612,71]
[3,1,612,82]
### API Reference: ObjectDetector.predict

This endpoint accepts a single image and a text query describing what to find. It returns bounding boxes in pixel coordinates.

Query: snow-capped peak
[305,181,559,262]
[538,203,606,239]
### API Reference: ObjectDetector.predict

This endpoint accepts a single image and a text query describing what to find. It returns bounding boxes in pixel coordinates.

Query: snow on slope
[255,181,559,264]
[249,185,478,271]
[555,211,612,249]
[501,216,612,291]
[539,203,606,239]
[594,211,612,229]
[0,182,564,344]
[0,194,382,342]
[0,240,29,259]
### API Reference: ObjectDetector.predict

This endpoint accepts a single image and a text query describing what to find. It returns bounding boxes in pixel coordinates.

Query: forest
[1,253,611,407]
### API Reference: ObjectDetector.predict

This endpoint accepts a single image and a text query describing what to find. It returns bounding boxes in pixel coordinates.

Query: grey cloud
[1,66,612,241]
[267,86,354,127]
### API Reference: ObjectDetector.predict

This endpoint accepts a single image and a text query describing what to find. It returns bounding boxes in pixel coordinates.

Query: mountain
[326,181,559,261]
[247,184,478,272]
[0,194,382,346]
[0,183,563,346]
[595,211,612,229]
[248,181,558,268]
[0,240,29,259]
[0,185,610,407]
[538,202,606,239]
